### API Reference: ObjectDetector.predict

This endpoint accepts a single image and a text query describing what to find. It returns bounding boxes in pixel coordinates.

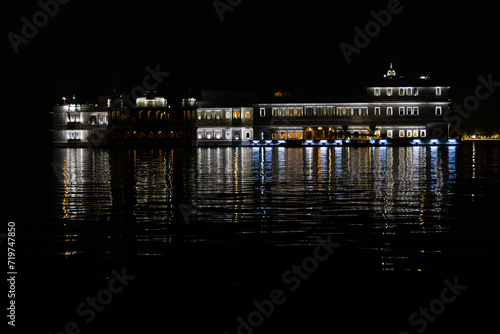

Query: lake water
[11,143,500,333]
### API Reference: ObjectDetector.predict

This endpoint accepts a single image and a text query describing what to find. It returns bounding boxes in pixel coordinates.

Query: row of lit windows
[374,87,442,97]
[197,129,252,140]
[267,106,443,117]
[384,129,427,138]
[197,110,251,120]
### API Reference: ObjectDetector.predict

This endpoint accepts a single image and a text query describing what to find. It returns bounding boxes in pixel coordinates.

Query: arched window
[274,91,283,98]
[245,111,251,119]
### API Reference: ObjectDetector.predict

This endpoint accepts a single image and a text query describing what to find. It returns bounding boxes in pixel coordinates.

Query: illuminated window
[226,131,231,139]
[245,111,251,119]
[413,130,419,137]
[197,111,202,120]
[387,130,393,138]
[337,107,344,116]
[327,106,334,116]
[297,107,303,116]
[306,107,314,116]
[407,87,413,96]
[374,88,380,96]
[436,87,442,96]
[233,110,240,119]
[226,111,231,119]
[197,131,203,140]
[375,107,381,116]
[361,107,368,116]
[260,108,265,117]
[407,130,413,137]
[387,107,393,116]
[399,107,405,116]
[349,108,355,116]
[205,111,212,120]
[274,91,283,97]
[399,130,405,137]
[215,131,222,139]
[399,88,405,96]
[316,107,324,116]
[215,111,222,120]
[435,106,442,116]
[387,88,392,96]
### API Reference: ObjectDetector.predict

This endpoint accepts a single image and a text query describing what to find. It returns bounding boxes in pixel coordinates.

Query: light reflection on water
[53,146,459,270]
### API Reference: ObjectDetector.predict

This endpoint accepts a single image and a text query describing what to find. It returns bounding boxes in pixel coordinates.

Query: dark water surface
[8,143,500,333]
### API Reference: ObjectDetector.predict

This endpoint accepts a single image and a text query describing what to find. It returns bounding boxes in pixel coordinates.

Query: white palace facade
[53,65,456,147]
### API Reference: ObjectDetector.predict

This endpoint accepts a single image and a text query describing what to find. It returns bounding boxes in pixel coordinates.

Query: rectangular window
[337,107,344,116]
[387,107,393,116]
[306,107,314,116]
[399,130,405,137]
[374,88,380,96]
[297,107,303,116]
[387,88,392,96]
[361,107,368,116]
[436,87,442,96]
[375,107,381,116]
[260,107,265,117]
[420,130,427,137]
[387,130,393,138]
[226,111,231,119]
[435,106,442,116]
[407,130,413,138]
[326,106,334,116]
[350,108,355,116]
[407,88,413,96]
[245,111,251,119]
[407,107,413,115]
[413,107,419,116]
[413,130,419,137]
[399,88,405,96]
[316,107,324,116]
[399,107,405,116]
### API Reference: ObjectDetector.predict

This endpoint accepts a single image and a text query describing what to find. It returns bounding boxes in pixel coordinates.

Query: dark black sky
[4,0,500,145]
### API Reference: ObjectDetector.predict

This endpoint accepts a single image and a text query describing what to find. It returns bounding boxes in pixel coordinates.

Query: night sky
[4,0,500,146]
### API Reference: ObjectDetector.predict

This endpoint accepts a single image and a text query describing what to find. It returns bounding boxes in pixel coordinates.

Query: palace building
[52,65,455,147]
